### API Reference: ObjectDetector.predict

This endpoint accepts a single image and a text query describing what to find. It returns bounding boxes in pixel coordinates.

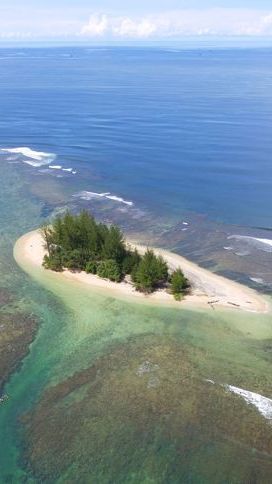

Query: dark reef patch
[0,287,14,306]
[154,215,272,293]
[0,293,38,394]
[21,335,272,483]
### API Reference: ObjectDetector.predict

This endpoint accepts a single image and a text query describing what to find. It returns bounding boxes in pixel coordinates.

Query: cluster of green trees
[41,211,189,298]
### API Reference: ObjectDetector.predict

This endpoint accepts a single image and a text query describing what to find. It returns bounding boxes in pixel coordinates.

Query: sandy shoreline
[14,230,270,314]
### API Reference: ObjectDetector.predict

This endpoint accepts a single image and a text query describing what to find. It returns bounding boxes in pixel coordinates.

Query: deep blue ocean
[1,46,272,228]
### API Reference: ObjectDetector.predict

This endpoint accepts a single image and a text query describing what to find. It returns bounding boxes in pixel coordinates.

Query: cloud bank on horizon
[80,10,272,38]
[1,6,272,40]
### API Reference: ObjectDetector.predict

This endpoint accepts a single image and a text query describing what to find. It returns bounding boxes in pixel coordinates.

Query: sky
[1,0,272,41]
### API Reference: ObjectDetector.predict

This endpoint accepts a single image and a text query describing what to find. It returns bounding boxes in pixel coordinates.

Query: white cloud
[262,13,272,29]
[114,18,157,38]
[79,9,272,39]
[80,14,108,36]
[1,7,272,41]
[80,14,157,39]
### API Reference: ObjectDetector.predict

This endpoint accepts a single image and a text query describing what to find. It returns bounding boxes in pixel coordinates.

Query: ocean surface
[0,45,272,482]
[1,46,272,226]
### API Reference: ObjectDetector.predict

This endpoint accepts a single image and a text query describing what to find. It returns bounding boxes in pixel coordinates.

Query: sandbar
[14,230,270,314]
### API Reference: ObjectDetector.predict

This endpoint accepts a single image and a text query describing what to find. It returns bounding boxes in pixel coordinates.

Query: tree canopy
[132,249,169,293]
[170,268,189,300]
[41,211,189,298]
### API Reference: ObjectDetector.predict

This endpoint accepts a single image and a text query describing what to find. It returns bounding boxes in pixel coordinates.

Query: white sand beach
[14,230,270,314]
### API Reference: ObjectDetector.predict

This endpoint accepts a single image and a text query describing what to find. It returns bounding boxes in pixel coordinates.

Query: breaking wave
[206,378,272,421]
[226,385,272,420]
[1,147,77,174]
[228,235,272,253]
[1,147,56,167]
[74,191,134,206]
[249,277,264,285]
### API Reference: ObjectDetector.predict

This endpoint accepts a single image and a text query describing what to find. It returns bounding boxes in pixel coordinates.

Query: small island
[41,211,189,300]
[14,214,269,313]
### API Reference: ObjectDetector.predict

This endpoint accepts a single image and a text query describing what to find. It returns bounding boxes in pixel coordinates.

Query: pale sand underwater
[14,230,270,314]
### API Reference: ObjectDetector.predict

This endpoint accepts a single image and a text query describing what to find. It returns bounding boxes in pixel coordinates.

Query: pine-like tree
[170,268,189,300]
[132,249,168,293]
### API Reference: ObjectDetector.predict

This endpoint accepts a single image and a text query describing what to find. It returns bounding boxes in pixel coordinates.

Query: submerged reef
[21,335,272,483]
[0,288,38,394]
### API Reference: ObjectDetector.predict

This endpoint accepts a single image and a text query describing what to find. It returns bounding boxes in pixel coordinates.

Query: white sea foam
[22,159,48,168]
[250,277,264,285]
[74,191,111,201]
[228,235,272,253]
[1,147,56,167]
[74,191,133,206]
[226,385,272,420]
[6,156,18,161]
[105,195,133,206]
[205,378,272,421]
[46,165,76,174]
[2,147,49,160]
[223,246,233,251]
[254,237,272,247]
[234,250,250,257]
